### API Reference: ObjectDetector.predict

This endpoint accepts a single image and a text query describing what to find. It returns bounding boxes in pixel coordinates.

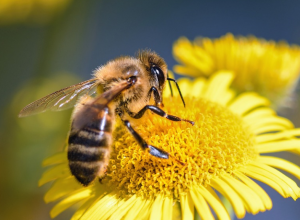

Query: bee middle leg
[122,120,184,165]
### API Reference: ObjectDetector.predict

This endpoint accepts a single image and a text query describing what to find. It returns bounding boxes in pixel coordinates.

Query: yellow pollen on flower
[107,96,257,200]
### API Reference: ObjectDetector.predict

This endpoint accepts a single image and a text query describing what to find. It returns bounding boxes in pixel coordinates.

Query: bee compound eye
[150,65,165,87]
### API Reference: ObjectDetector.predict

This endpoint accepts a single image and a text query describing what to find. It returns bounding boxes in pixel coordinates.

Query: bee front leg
[122,120,184,165]
[148,86,163,107]
[129,105,195,125]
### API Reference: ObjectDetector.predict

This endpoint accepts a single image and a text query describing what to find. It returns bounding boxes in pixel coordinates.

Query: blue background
[1,0,300,219]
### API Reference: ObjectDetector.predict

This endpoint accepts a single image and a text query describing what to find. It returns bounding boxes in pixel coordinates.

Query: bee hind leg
[98,174,106,184]
[98,161,109,184]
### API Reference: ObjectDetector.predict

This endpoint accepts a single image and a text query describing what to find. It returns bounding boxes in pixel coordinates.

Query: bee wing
[72,80,133,130]
[19,79,99,117]
[92,80,133,106]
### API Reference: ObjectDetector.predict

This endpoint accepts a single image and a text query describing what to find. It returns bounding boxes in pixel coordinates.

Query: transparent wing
[19,78,99,117]
[72,80,134,130]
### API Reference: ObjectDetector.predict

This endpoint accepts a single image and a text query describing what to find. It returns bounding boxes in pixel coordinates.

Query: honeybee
[19,50,194,186]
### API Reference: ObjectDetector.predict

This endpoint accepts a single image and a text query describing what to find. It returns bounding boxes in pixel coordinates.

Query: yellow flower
[173,33,300,107]
[0,0,72,25]
[39,71,300,220]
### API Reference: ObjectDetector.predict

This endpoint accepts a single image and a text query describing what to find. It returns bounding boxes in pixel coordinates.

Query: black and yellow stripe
[68,108,113,186]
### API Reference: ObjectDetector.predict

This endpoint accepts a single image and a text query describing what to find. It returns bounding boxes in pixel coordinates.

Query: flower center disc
[107,97,256,199]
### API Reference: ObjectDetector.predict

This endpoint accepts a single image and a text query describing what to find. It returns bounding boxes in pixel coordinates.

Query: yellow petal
[123,197,147,220]
[162,196,173,220]
[190,188,214,220]
[239,166,285,197]
[177,78,192,97]
[195,185,230,220]
[203,71,235,102]
[38,163,69,186]
[254,124,287,134]
[257,139,300,153]
[71,197,98,220]
[291,148,300,155]
[149,194,164,220]
[193,44,214,68]
[180,193,194,220]
[174,65,200,77]
[210,177,246,218]
[50,188,92,218]
[218,89,236,106]
[81,192,119,220]
[243,108,275,123]
[240,164,299,199]
[44,177,82,203]
[249,117,294,132]
[173,37,213,75]
[190,77,207,98]
[171,202,181,220]
[256,128,300,143]
[258,156,300,180]
[251,162,300,199]
[221,174,265,214]
[234,171,272,210]
[137,199,154,220]
[108,195,137,220]
[206,186,222,202]
[42,152,66,167]
[228,93,269,116]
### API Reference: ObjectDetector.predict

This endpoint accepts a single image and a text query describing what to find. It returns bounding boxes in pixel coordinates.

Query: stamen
[109,97,256,199]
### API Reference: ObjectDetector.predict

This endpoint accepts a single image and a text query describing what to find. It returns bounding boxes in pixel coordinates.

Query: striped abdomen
[68,106,114,186]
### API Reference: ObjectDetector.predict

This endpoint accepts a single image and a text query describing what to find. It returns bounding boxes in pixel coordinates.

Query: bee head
[137,50,168,91]
[136,50,167,107]
[137,50,186,108]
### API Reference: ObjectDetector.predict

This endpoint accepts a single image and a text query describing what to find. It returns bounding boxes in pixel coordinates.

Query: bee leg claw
[148,145,169,159]
[149,145,185,165]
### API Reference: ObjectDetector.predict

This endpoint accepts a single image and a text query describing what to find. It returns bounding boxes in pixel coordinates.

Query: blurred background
[1,0,300,219]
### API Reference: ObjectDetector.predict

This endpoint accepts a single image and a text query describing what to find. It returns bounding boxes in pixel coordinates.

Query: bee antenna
[167,77,186,108]
[167,73,174,97]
